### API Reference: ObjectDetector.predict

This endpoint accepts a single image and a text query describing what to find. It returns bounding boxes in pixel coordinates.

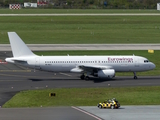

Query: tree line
[1,0,160,9]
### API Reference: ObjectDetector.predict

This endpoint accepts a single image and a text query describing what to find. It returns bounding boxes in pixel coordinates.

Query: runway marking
[0,60,7,64]
[0,80,23,82]
[0,73,63,79]
[0,73,37,78]
[59,72,71,77]
[72,106,102,120]
[0,73,49,78]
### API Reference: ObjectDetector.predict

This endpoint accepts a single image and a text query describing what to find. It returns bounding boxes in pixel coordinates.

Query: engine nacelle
[98,69,115,78]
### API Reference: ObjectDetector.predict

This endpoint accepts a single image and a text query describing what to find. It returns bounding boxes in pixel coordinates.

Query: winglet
[8,32,36,57]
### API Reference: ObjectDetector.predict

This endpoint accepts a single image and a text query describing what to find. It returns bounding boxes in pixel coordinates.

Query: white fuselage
[6,55,155,73]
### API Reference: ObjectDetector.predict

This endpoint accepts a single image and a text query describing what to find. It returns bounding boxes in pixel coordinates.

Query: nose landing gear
[133,72,138,79]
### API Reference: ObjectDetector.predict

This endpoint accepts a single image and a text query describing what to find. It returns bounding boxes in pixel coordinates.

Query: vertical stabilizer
[8,32,35,57]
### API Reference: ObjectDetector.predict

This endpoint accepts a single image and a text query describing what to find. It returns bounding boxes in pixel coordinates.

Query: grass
[3,86,160,108]
[0,9,160,14]
[34,50,160,76]
[1,15,160,44]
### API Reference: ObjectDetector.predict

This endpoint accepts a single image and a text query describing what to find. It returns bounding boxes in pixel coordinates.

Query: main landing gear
[133,72,138,79]
[80,74,90,80]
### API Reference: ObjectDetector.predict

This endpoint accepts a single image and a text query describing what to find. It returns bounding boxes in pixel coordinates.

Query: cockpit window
[144,60,149,63]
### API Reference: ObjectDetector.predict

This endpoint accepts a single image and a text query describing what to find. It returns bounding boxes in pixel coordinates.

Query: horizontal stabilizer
[5,57,27,64]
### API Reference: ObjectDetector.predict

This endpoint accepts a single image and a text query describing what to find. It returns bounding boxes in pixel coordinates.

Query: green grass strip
[1,15,160,44]
[3,86,160,108]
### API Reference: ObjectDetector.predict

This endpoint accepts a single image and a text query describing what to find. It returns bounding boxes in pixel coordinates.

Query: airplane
[5,32,155,80]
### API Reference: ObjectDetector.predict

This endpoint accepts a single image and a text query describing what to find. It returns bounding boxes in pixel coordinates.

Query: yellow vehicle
[97,98,120,109]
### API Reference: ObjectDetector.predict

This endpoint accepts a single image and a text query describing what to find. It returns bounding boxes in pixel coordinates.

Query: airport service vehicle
[6,32,155,80]
[97,98,120,109]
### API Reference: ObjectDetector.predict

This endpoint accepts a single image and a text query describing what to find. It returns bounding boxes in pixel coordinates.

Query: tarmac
[1,106,160,120]
[79,106,160,120]
[0,107,100,120]
[0,44,160,51]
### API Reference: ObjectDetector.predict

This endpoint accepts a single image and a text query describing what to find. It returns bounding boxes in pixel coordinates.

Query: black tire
[98,105,102,109]
[134,76,138,79]
[80,75,85,80]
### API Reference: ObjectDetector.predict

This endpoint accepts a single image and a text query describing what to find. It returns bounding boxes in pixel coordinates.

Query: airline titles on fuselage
[108,57,133,62]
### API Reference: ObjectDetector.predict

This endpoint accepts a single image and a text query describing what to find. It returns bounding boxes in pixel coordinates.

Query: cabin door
[135,57,139,67]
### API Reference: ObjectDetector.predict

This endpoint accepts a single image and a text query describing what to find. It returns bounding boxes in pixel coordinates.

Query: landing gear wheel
[80,75,85,80]
[133,72,138,79]
[134,76,138,79]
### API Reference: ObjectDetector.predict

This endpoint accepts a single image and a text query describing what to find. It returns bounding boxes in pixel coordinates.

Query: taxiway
[0,44,160,51]
[0,52,160,120]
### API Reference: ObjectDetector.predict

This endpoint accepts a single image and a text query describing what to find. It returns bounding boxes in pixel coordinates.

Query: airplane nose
[151,62,156,69]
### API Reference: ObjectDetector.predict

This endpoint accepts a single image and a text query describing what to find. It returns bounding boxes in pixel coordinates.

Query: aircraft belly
[40,64,75,72]
[114,65,134,72]
[115,65,146,72]
[61,65,75,72]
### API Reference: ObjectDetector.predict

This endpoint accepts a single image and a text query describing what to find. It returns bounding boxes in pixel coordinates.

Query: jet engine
[97,69,115,78]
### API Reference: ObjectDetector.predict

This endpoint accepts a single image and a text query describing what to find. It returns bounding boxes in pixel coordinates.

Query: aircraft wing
[70,65,113,73]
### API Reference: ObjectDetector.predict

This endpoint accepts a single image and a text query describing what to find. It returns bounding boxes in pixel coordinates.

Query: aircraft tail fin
[8,32,36,57]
